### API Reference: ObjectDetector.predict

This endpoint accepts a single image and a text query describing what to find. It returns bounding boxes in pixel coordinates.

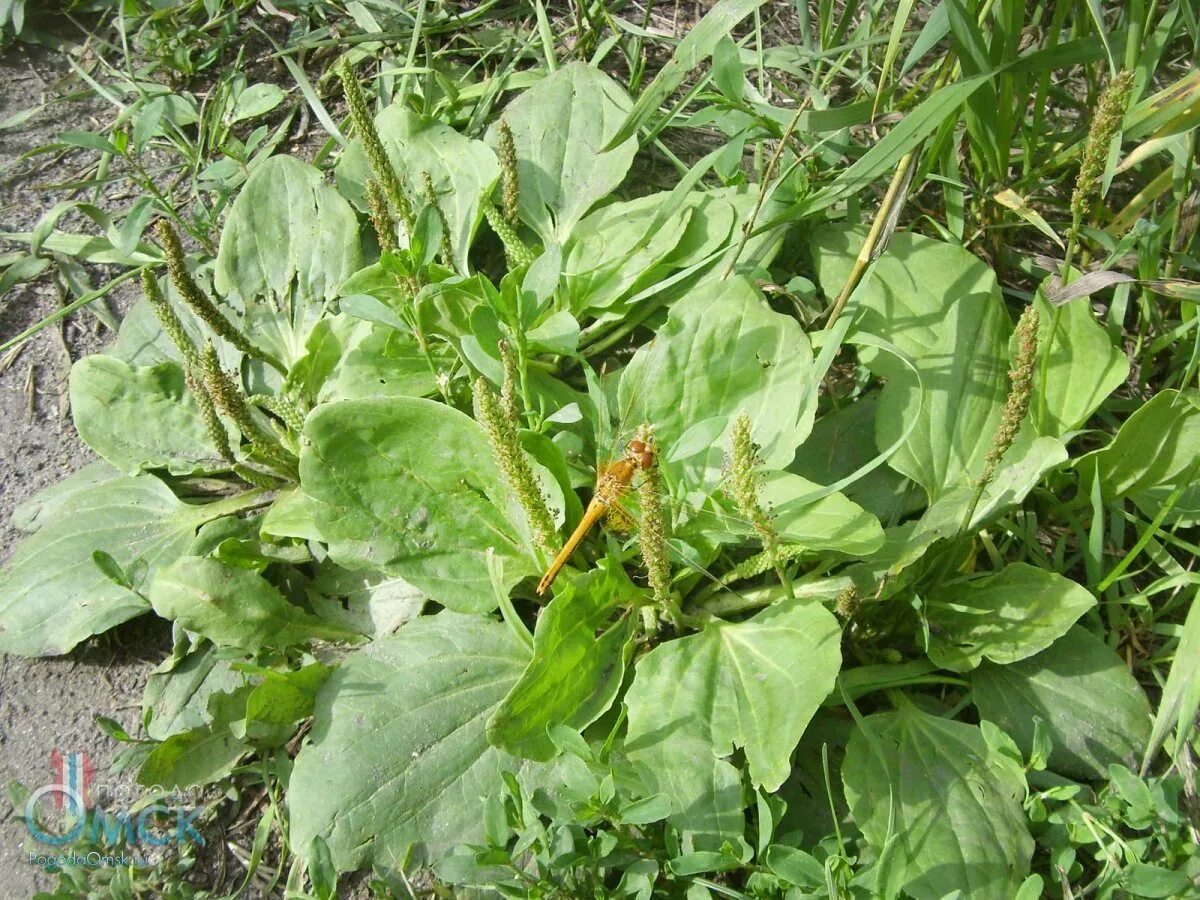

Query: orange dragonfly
[537,435,654,596]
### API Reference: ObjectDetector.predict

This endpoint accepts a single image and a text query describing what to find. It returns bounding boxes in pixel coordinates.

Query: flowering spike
[729,413,792,596]
[1068,70,1135,256]
[634,426,677,626]
[498,340,521,426]
[483,202,535,268]
[249,393,306,436]
[366,179,398,254]
[200,343,297,478]
[183,362,233,463]
[962,305,1040,533]
[497,120,520,225]
[338,59,414,232]
[142,270,195,364]
[156,221,282,372]
[474,377,557,555]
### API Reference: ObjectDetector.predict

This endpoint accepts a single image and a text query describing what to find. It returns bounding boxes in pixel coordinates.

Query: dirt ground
[0,41,169,895]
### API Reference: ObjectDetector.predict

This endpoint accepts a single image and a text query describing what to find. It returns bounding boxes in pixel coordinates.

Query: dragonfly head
[626,438,654,470]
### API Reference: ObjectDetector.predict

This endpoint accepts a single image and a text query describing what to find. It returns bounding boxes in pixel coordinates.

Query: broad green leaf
[215,155,361,305]
[229,83,286,123]
[10,460,118,533]
[148,557,358,652]
[288,612,533,869]
[842,705,1033,900]
[789,393,921,524]
[1080,389,1200,524]
[926,564,1096,672]
[260,488,323,542]
[337,108,499,273]
[1143,589,1200,770]
[139,725,248,789]
[812,227,1010,501]
[1031,292,1128,436]
[300,398,533,612]
[0,475,256,656]
[973,626,1153,780]
[143,642,243,740]
[561,187,758,316]
[317,320,440,402]
[245,663,330,726]
[562,193,693,314]
[487,560,636,761]
[762,472,884,555]
[619,276,814,481]
[1118,863,1193,898]
[70,355,223,475]
[846,434,1067,597]
[488,62,637,243]
[306,566,425,639]
[692,471,884,557]
[625,598,841,845]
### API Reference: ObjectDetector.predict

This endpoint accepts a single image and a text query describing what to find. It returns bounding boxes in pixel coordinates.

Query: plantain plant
[2,39,1196,899]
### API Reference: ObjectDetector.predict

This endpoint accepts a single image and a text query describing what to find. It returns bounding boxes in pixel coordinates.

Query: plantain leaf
[926,563,1096,673]
[70,355,224,475]
[300,398,534,613]
[488,62,637,244]
[0,475,256,656]
[811,227,1011,501]
[487,560,636,761]
[843,704,1033,900]
[337,109,499,273]
[216,155,361,305]
[148,557,359,652]
[624,598,841,847]
[288,612,535,869]
[973,626,1153,780]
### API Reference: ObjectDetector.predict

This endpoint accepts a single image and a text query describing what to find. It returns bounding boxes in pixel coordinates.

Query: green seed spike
[420,170,454,266]
[155,221,283,374]
[729,412,793,598]
[634,426,678,627]
[141,270,195,364]
[1069,70,1135,239]
[366,179,398,254]
[483,202,535,268]
[232,463,283,489]
[338,59,414,232]
[183,362,234,463]
[498,340,521,427]
[497,120,520,225]
[200,343,297,479]
[473,377,557,555]
[249,393,306,436]
[962,305,1040,534]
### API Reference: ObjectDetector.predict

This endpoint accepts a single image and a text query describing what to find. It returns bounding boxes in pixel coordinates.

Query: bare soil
[0,40,166,896]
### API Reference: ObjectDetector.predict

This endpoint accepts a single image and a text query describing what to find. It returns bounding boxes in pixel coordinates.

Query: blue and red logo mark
[24,750,205,858]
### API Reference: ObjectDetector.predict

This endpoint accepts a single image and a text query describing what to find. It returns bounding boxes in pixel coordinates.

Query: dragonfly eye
[628,439,646,455]
[639,450,654,469]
